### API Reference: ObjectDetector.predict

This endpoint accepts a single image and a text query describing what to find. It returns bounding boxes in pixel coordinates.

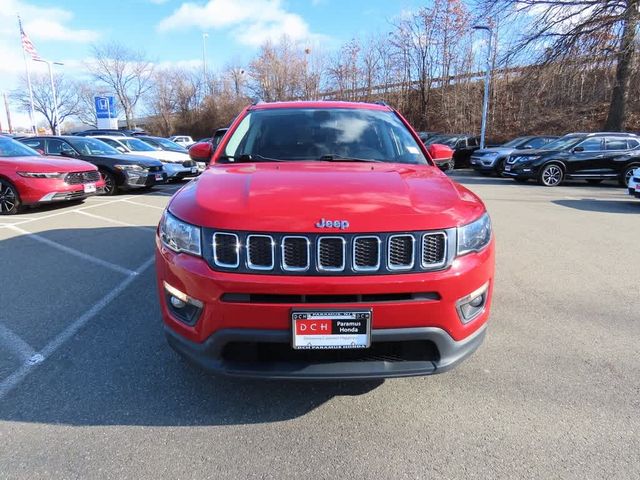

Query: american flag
[19,17,41,61]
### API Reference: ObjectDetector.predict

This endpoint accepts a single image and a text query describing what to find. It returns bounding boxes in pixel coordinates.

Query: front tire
[0,179,21,215]
[620,166,637,187]
[538,163,564,187]
[100,170,118,196]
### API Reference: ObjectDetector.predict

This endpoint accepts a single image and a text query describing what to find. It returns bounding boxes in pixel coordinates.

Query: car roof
[568,132,639,137]
[91,135,131,140]
[248,100,393,111]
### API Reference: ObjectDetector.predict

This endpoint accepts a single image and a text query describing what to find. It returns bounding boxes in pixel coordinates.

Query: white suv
[629,167,640,198]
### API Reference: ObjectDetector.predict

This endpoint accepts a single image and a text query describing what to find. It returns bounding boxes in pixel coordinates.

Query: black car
[502,132,640,187]
[424,134,480,168]
[470,135,558,175]
[137,136,188,153]
[19,136,165,195]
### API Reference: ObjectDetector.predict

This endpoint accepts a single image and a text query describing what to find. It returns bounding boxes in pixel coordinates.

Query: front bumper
[165,323,487,380]
[17,177,106,205]
[502,165,536,178]
[470,156,498,172]
[156,237,494,379]
[163,162,198,180]
[123,170,166,189]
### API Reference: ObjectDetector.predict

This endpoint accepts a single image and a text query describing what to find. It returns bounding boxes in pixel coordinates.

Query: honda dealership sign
[94,95,118,129]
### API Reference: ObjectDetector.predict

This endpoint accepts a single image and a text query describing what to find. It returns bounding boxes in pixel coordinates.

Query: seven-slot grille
[206,230,450,275]
[64,170,101,185]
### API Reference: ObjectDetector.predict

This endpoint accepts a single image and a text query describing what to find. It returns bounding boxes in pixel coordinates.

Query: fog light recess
[164,281,203,325]
[456,282,489,324]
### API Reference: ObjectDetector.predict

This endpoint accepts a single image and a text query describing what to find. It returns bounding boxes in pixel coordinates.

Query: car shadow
[0,226,383,427]
[552,198,639,214]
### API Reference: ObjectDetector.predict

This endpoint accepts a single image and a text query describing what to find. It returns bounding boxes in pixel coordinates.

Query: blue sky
[0,0,432,128]
[0,1,597,132]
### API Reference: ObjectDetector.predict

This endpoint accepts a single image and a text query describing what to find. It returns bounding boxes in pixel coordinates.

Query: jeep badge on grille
[315,218,350,230]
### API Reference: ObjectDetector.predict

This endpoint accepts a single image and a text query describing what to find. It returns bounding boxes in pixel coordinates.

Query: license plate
[84,183,96,193]
[155,173,163,181]
[191,167,197,173]
[292,310,371,350]
[504,165,511,171]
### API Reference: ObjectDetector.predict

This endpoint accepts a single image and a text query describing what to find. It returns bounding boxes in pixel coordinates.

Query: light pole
[35,58,63,135]
[473,25,492,149]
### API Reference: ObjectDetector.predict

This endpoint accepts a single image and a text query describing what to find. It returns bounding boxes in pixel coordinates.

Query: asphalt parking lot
[1,173,639,479]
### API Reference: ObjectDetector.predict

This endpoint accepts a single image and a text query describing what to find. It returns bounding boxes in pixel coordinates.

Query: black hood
[91,153,163,167]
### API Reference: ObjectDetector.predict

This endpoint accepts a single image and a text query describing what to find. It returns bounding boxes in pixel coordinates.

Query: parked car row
[500,132,640,187]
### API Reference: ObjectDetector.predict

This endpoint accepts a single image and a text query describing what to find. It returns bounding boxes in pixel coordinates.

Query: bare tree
[87,42,154,129]
[248,36,307,101]
[477,0,640,131]
[11,73,80,134]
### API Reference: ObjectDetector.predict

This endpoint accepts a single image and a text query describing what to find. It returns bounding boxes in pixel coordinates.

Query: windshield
[0,137,40,157]
[223,108,428,164]
[541,135,584,151]
[67,137,121,155]
[121,138,157,152]
[147,137,186,152]
[502,137,530,148]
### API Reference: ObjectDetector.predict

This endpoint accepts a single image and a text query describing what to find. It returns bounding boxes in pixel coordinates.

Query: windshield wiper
[218,154,285,163]
[317,154,383,163]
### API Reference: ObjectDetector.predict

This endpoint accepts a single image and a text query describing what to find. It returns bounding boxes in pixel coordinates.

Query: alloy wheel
[541,165,562,186]
[0,182,18,214]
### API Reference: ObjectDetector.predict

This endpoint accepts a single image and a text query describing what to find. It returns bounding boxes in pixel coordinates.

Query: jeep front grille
[282,236,310,271]
[317,237,345,271]
[353,236,380,271]
[422,233,446,268]
[207,229,453,275]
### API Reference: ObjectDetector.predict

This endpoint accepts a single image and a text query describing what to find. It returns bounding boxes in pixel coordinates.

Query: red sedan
[0,136,105,214]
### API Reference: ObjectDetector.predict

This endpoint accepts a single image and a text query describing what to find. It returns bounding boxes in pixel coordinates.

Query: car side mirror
[189,142,213,163]
[427,143,454,171]
[61,150,78,158]
[116,146,126,153]
[573,146,584,153]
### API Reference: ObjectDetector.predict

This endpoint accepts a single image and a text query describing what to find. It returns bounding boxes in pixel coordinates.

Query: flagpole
[18,16,37,134]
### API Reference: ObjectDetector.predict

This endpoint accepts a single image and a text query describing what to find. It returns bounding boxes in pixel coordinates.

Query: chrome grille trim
[352,236,381,272]
[317,236,346,272]
[281,236,310,272]
[421,232,447,269]
[203,229,454,275]
[387,235,415,270]
[213,232,240,268]
[246,234,274,270]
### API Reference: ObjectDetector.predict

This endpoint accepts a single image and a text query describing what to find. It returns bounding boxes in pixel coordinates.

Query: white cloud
[0,0,100,129]
[157,0,318,46]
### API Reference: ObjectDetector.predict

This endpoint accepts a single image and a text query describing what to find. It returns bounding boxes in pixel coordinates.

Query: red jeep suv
[155,101,494,379]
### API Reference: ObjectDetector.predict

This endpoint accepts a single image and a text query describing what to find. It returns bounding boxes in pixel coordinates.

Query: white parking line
[121,199,166,210]
[0,255,155,400]
[0,323,39,364]
[75,210,156,231]
[6,224,135,276]
[0,197,136,229]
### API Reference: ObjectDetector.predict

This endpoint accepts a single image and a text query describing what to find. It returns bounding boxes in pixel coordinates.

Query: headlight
[523,156,540,162]
[457,213,492,256]
[17,171,64,178]
[159,211,201,256]
[114,164,144,171]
